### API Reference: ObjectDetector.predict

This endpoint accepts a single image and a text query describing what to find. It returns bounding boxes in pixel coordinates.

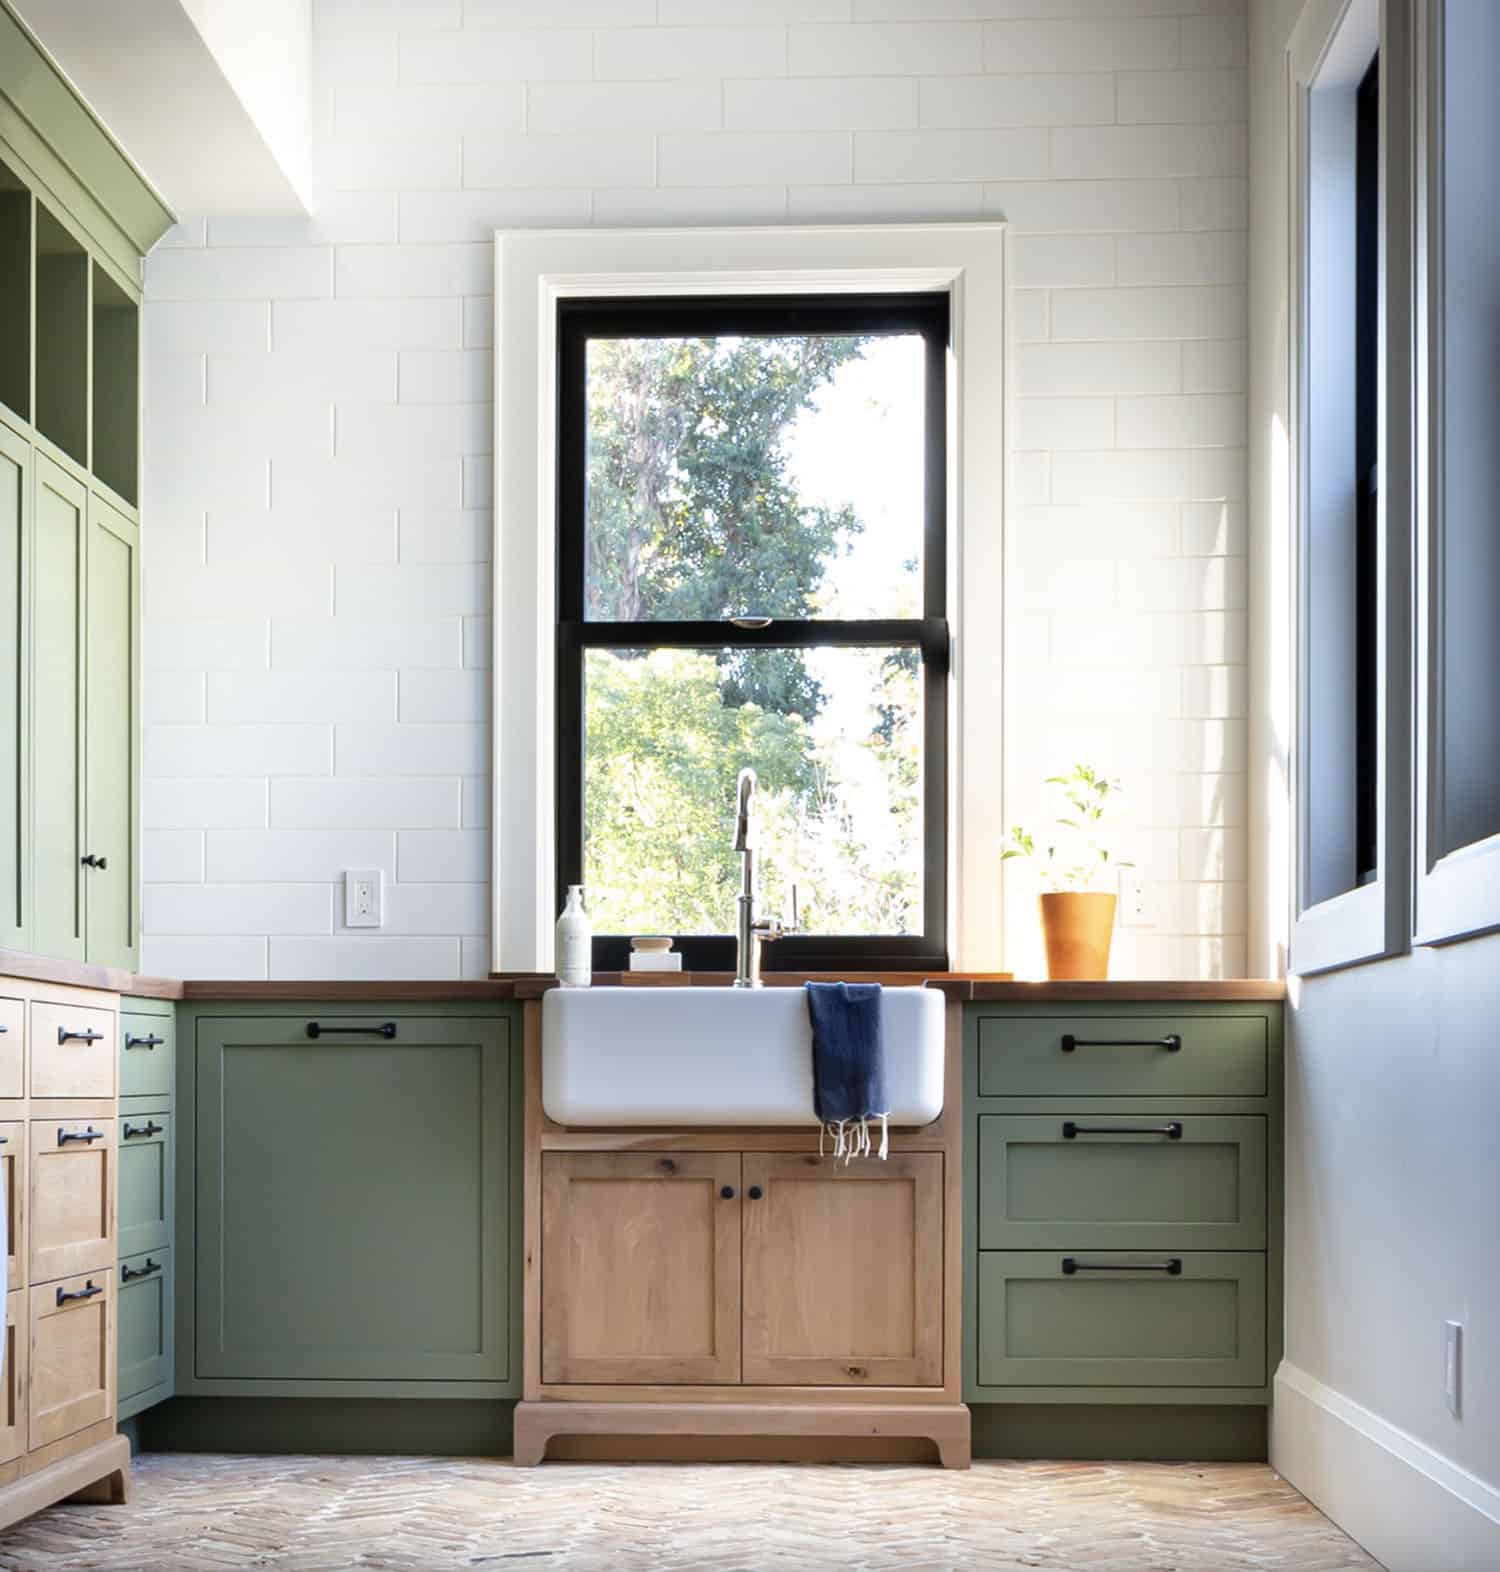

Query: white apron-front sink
[541,985,944,1127]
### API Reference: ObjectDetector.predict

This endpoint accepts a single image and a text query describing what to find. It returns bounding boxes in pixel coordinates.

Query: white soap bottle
[556,885,593,988]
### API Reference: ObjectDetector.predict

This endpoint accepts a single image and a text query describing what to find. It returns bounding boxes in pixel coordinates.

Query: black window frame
[555,291,950,974]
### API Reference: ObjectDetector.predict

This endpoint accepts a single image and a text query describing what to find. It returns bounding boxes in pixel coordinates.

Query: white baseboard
[1273,1363,1500,1571]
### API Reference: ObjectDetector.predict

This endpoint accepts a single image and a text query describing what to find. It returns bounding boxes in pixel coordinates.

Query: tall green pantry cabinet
[0,0,172,971]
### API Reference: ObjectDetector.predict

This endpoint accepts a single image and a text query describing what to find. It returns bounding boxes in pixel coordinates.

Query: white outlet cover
[345,868,383,929]
[1118,869,1153,928]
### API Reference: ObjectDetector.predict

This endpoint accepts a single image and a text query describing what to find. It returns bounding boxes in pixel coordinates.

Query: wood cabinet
[28,1269,113,1450]
[0,1290,24,1465]
[29,1118,114,1284]
[2,1118,25,1286]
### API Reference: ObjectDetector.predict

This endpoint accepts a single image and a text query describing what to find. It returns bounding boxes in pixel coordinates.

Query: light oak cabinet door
[0,1288,24,1464]
[742,1152,943,1388]
[28,1269,112,1449]
[29,1118,114,1282]
[542,1152,742,1385]
[1,1119,24,1289]
[0,996,22,1099]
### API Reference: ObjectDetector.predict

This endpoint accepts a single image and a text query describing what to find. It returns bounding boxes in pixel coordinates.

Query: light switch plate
[345,869,383,929]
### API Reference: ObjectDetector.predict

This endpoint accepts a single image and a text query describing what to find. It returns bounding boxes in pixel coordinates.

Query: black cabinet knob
[720,1185,735,1200]
[747,1185,764,1200]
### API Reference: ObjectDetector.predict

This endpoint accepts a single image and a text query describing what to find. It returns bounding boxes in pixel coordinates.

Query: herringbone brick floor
[0,1454,1382,1572]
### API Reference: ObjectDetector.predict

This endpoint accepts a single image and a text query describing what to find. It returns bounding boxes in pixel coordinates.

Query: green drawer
[119,1111,171,1256]
[976,1251,1266,1389]
[120,1008,175,1101]
[979,1114,1266,1250]
[977,1015,1267,1098]
[118,1248,172,1415]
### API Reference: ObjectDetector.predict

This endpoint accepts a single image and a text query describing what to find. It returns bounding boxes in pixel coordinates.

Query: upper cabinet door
[742,1151,944,1388]
[0,422,27,950]
[30,453,84,961]
[84,492,137,969]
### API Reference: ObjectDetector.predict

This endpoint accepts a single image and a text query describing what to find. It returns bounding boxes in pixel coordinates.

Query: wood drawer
[120,1010,174,1102]
[0,1289,24,1464]
[29,1001,116,1099]
[0,995,22,1099]
[117,1249,171,1411]
[0,1120,23,1289]
[977,1015,1267,1098]
[119,1112,170,1257]
[978,1115,1266,1251]
[29,1269,112,1449]
[976,1251,1266,1389]
[30,1118,115,1282]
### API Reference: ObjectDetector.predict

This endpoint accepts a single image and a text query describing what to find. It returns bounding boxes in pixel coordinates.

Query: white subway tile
[273,619,462,671]
[207,671,397,725]
[1181,500,1246,555]
[532,81,723,133]
[462,457,492,511]
[147,562,333,622]
[271,778,461,829]
[594,187,790,227]
[208,193,399,247]
[1010,450,1050,503]
[726,77,917,131]
[144,671,207,725]
[335,83,526,137]
[337,404,490,464]
[398,349,491,404]
[1018,342,1180,397]
[398,188,592,242]
[1050,447,1244,502]
[337,564,490,620]
[1015,555,1115,610]
[399,669,491,723]
[1012,501,1178,557]
[143,779,269,830]
[1180,826,1246,881]
[1010,234,1114,287]
[1180,176,1246,229]
[1010,290,1048,341]
[1013,666,1180,719]
[462,616,492,668]
[272,448,461,514]
[918,74,1113,127]
[1116,231,1246,286]
[1117,393,1245,449]
[664,0,847,17]
[982,18,1178,72]
[146,882,333,935]
[207,509,397,567]
[1052,285,1243,340]
[142,936,269,979]
[398,510,491,563]
[143,830,205,884]
[596,26,787,79]
[274,297,462,351]
[325,135,461,192]
[334,244,491,299]
[786,184,981,222]
[465,0,653,21]
[155,219,205,248]
[1181,14,1248,68]
[146,300,271,354]
[146,247,333,301]
[1014,396,1114,451]
[1117,555,1246,611]
[145,619,268,672]
[269,936,461,980]
[372,882,488,934]
[1181,664,1248,718]
[790,21,982,75]
[1118,68,1247,125]
[147,724,333,779]
[462,776,490,828]
[315,0,459,32]
[316,32,398,88]
[854,129,1047,182]
[399,29,592,83]
[1052,122,1245,179]
[209,350,398,406]
[206,829,397,882]
[1181,339,1247,394]
[464,132,656,190]
[982,179,1179,232]
[460,935,491,978]
[463,297,493,349]
[661,132,851,187]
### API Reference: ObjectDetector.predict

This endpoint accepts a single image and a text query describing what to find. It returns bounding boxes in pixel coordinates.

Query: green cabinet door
[194,1014,513,1385]
[84,492,137,968]
[0,421,26,949]
[120,1005,175,1102]
[119,1111,171,1256]
[31,453,83,960]
[118,1248,173,1419]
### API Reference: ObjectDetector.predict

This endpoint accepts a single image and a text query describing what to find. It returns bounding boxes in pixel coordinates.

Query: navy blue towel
[805,981,889,1161]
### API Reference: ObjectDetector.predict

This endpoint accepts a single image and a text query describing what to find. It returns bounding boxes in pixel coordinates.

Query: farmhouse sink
[541,986,945,1127]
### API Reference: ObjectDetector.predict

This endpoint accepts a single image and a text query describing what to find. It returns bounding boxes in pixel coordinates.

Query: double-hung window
[554,293,950,973]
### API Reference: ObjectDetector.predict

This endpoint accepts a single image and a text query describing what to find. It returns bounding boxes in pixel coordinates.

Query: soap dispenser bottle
[556,885,592,987]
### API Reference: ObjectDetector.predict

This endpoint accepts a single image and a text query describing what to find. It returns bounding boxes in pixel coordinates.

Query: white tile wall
[142,0,1249,980]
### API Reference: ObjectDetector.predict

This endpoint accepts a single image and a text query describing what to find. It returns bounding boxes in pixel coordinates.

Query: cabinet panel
[117,1249,171,1416]
[84,494,136,969]
[120,1009,173,1101]
[742,1151,943,1388]
[0,164,28,424]
[118,1112,169,1257]
[541,1151,741,1386]
[28,1268,112,1449]
[0,994,22,1098]
[29,999,114,1098]
[0,1288,24,1464]
[0,424,25,949]
[1,1119,24,1290]
[31,454,84,962]
[29,1117,114,1282]
[978,1115,1267,1251]
[195,1015,511,1383]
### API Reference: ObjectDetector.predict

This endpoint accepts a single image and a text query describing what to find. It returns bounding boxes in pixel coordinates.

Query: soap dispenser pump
[556,885,592,988]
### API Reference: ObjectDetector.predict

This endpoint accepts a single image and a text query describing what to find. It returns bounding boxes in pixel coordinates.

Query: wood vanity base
[0,1434,130,1530]
[513,1402,971,1469]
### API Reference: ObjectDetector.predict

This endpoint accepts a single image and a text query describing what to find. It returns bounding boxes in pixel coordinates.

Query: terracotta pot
[1039,891,1117,980]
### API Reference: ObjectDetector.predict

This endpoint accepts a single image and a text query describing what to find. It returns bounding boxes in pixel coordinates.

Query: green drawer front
[977,1251,1266,1389]
[977,1015,1267,1098]
[120,1009,175,1100]
[979,1114,1267,1251]
[118,1248,173,1411]
[119,1111,171,1256]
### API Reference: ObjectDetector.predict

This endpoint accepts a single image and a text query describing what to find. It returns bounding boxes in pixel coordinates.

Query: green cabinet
[0,421,25,949]
[118,1249,173,1420]
[186,1009,521,1395]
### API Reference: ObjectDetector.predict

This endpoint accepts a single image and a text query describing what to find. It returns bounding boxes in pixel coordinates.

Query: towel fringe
[820,1112,891,1165]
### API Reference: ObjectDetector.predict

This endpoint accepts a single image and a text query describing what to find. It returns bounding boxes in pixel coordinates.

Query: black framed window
[556,292,949,972]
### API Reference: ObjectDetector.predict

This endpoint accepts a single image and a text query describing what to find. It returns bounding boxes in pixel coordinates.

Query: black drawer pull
[306,1021,397,1040]
[81,853,108,870]
[58,1126,105,1144]
[56,1279,104,1305]
[1063,1121,1183,1140]
[57,1026,105,1044]
[747,1185,764,1200]
[123,1121,164,1140]
[658,1158,677,1173]
[1060,1033,1181,1053]
[1062,1257,1183,1276]
[121,1259,161,1283]
[125,1032,165,1050]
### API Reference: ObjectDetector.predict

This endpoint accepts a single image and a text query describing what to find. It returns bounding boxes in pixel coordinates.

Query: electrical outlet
[1118,869,1154,927]
[345,869,383,929]
[1445,1321,1463,1417]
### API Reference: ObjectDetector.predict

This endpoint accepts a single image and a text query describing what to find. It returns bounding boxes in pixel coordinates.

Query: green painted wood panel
[117,1247,173,1417]
[194,1015,512,1385]
[90,264,136,507]
[0,420,25,947]
[977,1014,1267,1098]
[120,1007,174,1101]
[84,492,136,967]
[978,1114,1267,1252]
[33,204,87,469]
[31,452,83,960]
[119,1110,170,1257]
[0,162,27,423]
[977,1251,1266,1389]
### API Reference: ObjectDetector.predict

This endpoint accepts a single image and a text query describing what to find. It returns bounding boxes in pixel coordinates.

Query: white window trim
[1411,0,1500,945]
[1286,0,1413,975]
[491,222,1007,974]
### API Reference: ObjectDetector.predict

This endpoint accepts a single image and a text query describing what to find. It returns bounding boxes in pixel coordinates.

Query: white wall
[1249,2,1500,1563]
[140,0,1250,982]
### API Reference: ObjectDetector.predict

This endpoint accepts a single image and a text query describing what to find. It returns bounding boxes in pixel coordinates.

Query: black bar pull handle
[1062,1258,1183,1276]
[1063,1121,1183,1140]
[121,1259,161,1283]
[123,1121,164,1140]
[81,853,108,870]
[58,1126,105,1145]
[56,1280,104,1305]
[305,1021,397,1040]
[1060,1033,1181,1053]
[125,1032,165,1050]
[57,1025,105,1044]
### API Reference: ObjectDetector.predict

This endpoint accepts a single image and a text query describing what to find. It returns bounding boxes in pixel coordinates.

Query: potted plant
[1002,765,1132,980]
